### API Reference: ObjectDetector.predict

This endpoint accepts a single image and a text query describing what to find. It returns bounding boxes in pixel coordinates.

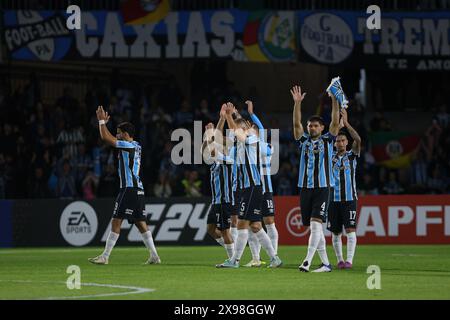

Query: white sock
[332,234,344,262]
[266,223,279,254]
[254,229,276,260]
[102,231,119,258]
[224,243,234,259]
[346,232,357,264]
[230,227,238,244]
[247,228,261,261]
[304,221,322,265]
[215,237,225,247]
[231,229,248,263]
[316,232,330,266]
[141,231,158,257]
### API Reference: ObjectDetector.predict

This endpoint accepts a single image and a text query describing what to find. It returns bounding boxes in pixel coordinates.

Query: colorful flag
[370,132,420,168]
[121,0,170,25]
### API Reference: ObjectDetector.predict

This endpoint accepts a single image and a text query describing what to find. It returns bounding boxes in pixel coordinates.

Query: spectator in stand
[382,170,404,194]
[27,167,52,198]
[409,149,428,193]
[82,170,99,200]
[153,171,173,198]
[98,163,118,197]
[427,165,447,194]
[56,160,77,199]
[56,122,85,159]
[173,99,194,129]
[74,144,93,187]
[181,170,202,197]
[435,104,449,128]
[359,173,379,195]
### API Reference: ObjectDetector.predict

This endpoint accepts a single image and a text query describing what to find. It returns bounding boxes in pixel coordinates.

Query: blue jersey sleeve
[250,113,265,142]
[116,140,135,149]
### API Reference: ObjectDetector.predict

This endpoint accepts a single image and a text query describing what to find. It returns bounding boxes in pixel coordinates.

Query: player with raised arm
[217,103,282,269]
[88,106,160,265]
[328,108,361,269]
[202,106,235,263]
[292,85,339,273]
[243,100,278,267]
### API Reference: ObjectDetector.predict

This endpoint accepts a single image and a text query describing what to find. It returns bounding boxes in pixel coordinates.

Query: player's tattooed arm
[341,109,361,156]
[96,106,117,147]
[329,94,340,136]
[291,85,306,140]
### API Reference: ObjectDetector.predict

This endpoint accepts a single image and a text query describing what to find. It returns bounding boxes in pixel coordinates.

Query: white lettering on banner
[378,19,402,55]
[388,206,414,236]
[75,12,98,57]
[100,12,128,57]
[423,19,450,55]
[416,206,443,236]
[300,13,354,64]
[156,204,193,241]
[357,206,386,236]
[359,17,450,57]
[211,11,235,57]
[171,129,191,165]
[403,19,421,55]
[182,12,210,58]
[165,13,180,58]
[188,204,207,241]
[131,23,161,58]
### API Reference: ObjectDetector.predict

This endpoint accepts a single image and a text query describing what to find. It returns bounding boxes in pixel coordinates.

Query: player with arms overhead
[217,103,282,268]
[328,108,361,269]
[202,106,235,263]
[88,106,160,265]
[292,85,340,272]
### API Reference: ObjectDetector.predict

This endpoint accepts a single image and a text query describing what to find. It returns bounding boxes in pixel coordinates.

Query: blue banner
[3,9,450,70]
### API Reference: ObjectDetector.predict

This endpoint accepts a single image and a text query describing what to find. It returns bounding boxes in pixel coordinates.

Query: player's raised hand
[220,104,227,118]
[105,111,111,124]
[96,106,105,120]
[225,102,234,114]
[245,100,254,114]
[290,85,306,103]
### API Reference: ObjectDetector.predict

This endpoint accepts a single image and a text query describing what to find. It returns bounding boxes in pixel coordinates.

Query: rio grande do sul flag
[121,0,170,25]
[370,132,420,168]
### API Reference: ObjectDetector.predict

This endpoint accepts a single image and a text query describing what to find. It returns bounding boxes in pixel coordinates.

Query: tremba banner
[3,9,450,70]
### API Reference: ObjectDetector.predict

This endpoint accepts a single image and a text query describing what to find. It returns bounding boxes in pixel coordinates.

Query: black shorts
[327,200,358,234]
[299,187,332,226]
[238,186,263,222]
[261,192,275,217]
[112,188,146,224]
[231,190,240,216]
[207,203,233,230]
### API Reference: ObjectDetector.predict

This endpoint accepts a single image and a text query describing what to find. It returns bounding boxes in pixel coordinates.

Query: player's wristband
[98,120,106,125]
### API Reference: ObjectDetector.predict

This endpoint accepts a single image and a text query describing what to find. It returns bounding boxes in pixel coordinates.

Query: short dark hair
[307,115,324,126]
[117,122,135,138]
[337,130,348,138]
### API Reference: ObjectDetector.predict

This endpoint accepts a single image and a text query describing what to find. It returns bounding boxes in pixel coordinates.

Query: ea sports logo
[286,207,309,237]
[60,201,98,246]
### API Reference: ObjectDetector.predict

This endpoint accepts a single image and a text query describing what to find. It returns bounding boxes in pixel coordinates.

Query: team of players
[203,84,361,271]
[89,82,361,271]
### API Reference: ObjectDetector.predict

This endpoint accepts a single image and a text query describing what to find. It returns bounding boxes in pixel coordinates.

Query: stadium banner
[1,195,449,247]
[276,195,450,244]
[9,198,216,247]
[3,9,450,69]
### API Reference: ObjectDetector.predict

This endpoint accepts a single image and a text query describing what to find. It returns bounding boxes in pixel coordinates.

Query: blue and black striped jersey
[116,140,144,190]
[297,132,335,189]
[332,150,358,202]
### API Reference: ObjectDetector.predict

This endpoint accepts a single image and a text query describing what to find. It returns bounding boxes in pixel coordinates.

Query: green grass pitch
[1,245,449,300]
